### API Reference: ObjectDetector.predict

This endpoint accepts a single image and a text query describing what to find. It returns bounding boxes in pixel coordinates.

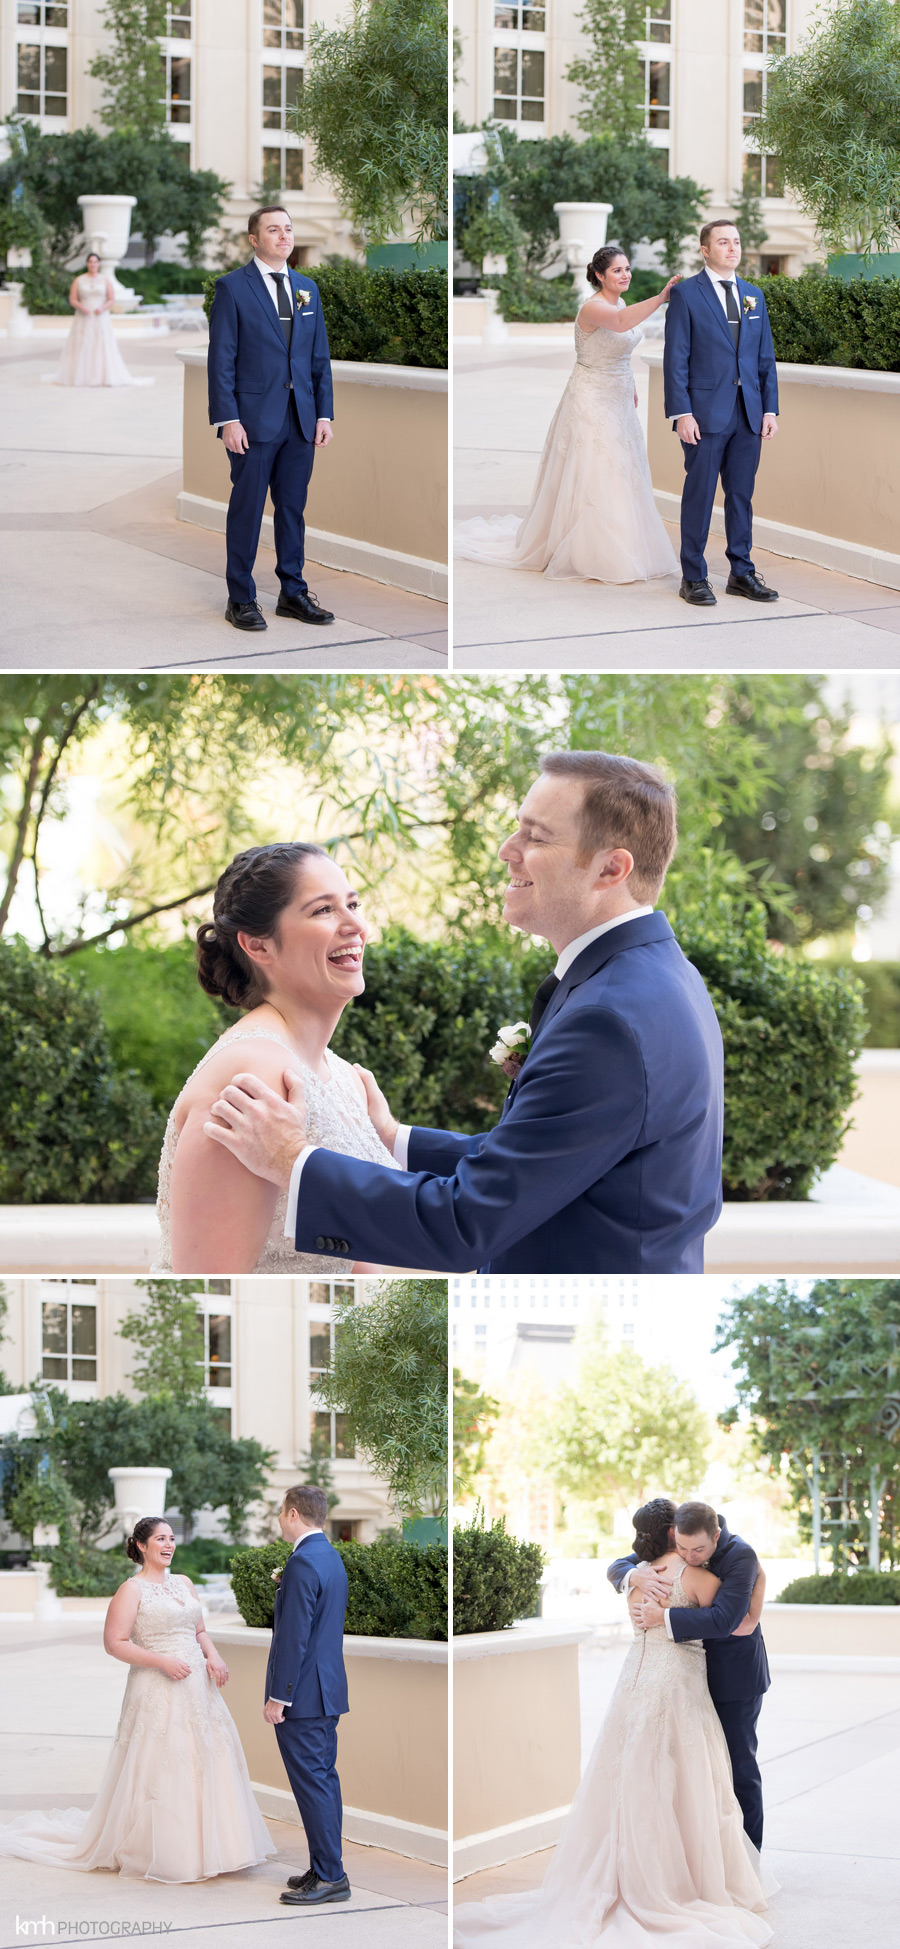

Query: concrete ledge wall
[643,348,900,589]
[454,1625,588,1877]
[763,1602,900,1658]
[178,350,448,599]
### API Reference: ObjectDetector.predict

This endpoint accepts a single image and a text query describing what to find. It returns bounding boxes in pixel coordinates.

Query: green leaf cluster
[313,1280,447,1517]
[204,261,447,368]
[88,0,169,134]
[815,960,900,1048]
[777,1569,900,1605]
[454,1369,500,1501]
[452,1509,545,1634]
[4,119,228,265]
[230,1534,448,1640]
[757,270,900,371]
[565,0,648,140]
[118,1280,207,1401]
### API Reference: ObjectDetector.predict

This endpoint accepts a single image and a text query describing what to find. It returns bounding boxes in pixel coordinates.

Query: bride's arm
[169,1043,292,1272]
[577,275,681,335]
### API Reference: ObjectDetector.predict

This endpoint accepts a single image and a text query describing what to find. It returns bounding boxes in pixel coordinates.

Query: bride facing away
[454,244,680,585]
[454,1499,774,1949]
[155,840,399,1273]
[0,1518,274,1882]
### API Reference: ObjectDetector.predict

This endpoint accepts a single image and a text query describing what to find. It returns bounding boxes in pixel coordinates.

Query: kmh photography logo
[15,1924,174,1938]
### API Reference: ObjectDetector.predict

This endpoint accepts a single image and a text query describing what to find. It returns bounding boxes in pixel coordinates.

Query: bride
[455,244,679,584]
[155,840,398,1272]
[54,252,151,389]
[454,1499,774,1948]
[0,1517,274,1882]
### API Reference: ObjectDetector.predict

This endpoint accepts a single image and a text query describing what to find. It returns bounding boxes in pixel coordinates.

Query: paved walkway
[454,336,900,668]
[456,1643,900,1946]
[0,1619,446,1946]
[0,331,447,669]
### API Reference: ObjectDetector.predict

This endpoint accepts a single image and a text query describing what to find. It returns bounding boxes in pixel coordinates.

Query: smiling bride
[154,841,399,1273]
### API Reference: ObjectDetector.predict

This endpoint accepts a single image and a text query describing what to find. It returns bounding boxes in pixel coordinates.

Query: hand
[661,275,682,300]
[731,1614,755,1637]
[677,414,701,446]
[160,1655,192,1680]
[315,419,333,447]
[761,412,778,440]
[204,1070,308,1187]
[640,1598,667,1631]
[354,1064,399,1154]
[222,421,250,453]
[264,1699,285,1725]
[627,1562,673,1604]
[206,1656,229,1687]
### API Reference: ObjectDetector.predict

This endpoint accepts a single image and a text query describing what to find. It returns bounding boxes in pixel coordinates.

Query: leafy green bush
[491,265,666,323]
[231,1534,448,1639]
[0,937,163,1203]
[203,261,447,368]
[453,1510,545,1634]
[46,1539,126,1599]
[127,263,210,303]
[758,270,900,371]
[72,939,232,1115]
[778,1570,900,1605]
[170,1537,237,1580]
[5,250,73,314]
[815,960,900,1047]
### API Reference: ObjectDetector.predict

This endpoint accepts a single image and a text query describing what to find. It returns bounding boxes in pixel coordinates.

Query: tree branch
[50,882,220,959]
[0,732,45,935]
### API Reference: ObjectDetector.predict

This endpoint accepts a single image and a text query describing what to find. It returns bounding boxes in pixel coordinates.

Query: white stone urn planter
[108,1466,172,1538]
[553,200,614,291]
[76,194,139,306]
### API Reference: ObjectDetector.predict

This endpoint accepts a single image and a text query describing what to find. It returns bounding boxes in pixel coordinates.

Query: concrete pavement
[0,332,447,669]
[454,336,900,668]
[0,1618,447,1946]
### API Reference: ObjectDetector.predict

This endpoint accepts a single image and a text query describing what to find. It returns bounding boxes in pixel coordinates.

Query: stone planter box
[642,345,900,589]
[763,1601,900,1670]
[177,348,448,601]
[453,1623,589,1877]
[210,1624,447,1865]
[0,1570,40,1614]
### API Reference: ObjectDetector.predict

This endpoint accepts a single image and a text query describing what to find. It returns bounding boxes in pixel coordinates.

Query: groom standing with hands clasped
[207,206,335,633]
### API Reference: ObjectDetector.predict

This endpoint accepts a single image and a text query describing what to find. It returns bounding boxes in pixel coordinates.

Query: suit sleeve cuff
[664,1609,674,1640]
[393,1124,411,1170]
[283,1145,320,1240]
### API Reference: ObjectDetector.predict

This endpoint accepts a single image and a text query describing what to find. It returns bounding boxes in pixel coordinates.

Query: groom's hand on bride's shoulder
[204,1071,307,1186]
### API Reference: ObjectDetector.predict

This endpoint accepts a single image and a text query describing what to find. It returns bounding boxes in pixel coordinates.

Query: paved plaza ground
[0,329,447,669]
[0,1617,447,1947]
[454,334,900,668]
[456,1642,900,1946]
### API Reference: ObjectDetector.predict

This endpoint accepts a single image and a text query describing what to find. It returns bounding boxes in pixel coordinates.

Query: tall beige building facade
[0,0,357,260]
[455,0,824,272]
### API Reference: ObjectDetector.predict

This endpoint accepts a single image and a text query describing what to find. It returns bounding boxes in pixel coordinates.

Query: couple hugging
[153,749,725,1275]
[0,1487,352,1904]
[456,219,779,606]
[455,1500,774,1947]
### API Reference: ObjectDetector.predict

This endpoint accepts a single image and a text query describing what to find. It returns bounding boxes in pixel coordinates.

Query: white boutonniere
[296,288,311,310]
[271,1567,283,1585]
[742,294,757,315]
[489,1020,532,1080]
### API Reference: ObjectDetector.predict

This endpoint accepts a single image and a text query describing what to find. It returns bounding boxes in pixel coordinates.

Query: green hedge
[815,959,900,1048]
[778,1571,900,1605]
[203,260,447,369]
[453,1511,545,1634]
[490,265,665,323]
[231,1534,448,1640]
[45,1540,125,1598]
[758,271,900,371]
[71,938,231,1115]
[128,262,209,304]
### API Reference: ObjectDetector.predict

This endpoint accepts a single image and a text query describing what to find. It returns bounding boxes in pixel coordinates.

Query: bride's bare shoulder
[175,1014,295,1124]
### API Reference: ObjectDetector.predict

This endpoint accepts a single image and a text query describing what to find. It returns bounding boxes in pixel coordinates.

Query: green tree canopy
[453,1368,500,1500]
[4,121,228,265]
[314,1279,448,1516]
[565,0,647,140]
[119,1279,206,1401]
[480,129,707,277]
[88,0,168,133]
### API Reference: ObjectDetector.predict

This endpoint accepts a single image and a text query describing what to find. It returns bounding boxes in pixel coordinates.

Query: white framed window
[160,44,191,126]
[262,1,305,195]
[743,0,786,198]
[308,1280,355,1460]
[194,1284,233,1430]
[15,6,68,124]
[40,1279,97,1390]
[166,1,191,37]
[639,2,671,163]
[492,0,545,132]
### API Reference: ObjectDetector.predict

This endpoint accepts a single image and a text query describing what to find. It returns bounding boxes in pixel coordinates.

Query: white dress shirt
[267,1526,326,1704]
[704,263,740,316]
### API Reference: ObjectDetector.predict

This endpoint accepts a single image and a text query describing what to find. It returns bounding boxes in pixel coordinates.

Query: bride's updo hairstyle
[632,1498,676,1562]
[126,1516,167,1565]
[196,842,328,1009]
[586,243,628,289]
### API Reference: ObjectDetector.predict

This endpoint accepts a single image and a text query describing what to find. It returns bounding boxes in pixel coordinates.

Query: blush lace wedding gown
[54,273,150,387]
[455,312,678,583]
[155,1025,399,1272]
[454,1568,774,1948]
[0,1574,275,1882]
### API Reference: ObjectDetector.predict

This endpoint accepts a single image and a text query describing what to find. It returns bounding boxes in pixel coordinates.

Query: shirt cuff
[393,1124,411,1170]
[664,1609,674,1641]
[267,1697,290,1706]
[283,1145,320,1241]
[621,1569,633,1596]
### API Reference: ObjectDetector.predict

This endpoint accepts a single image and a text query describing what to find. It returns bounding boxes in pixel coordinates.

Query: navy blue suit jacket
[265,1532,349,1718]
[295,911,724,1273]
[608,1520,771,1705]
[207,262,334,444]
[663,273,778,434]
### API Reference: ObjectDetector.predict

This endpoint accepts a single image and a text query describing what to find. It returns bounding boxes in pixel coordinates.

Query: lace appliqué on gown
[0,1574,275,1882]
[154,1026,400,1272]
[454,1567,774,1948]
[455,311,678,584]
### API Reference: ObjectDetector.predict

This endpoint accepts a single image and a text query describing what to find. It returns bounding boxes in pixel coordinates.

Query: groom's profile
[204,751,726,1273]
[207,205,335,633]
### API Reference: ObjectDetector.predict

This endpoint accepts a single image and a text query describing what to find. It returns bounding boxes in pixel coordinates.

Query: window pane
[71,1306,96,1359]
[47,2,69,22]
[744,0,764,52]
[522,5,545,28]
[208,1278,231,1295]
[743,71,763,120]
[17,44,41,114]
[494,3,517,25]
[207,1364,231,1389]
[648,60,669,106]
[743,151,762,191]
[170,53,190,117]
[262,144,283,189]
[649,2,671,42]
[764,153,784,197]
[311,1409,332,1448]
[72,1358,97,1382]
[334,1282,355,1303]
[284,147,303,190]
[309,1326,330,1369]
[264,0,282,22]
[334,1413,354,1458]
[263,63,283,124]
[207,1314,231,1366]
[17,5,41,23]
[493,47,517,97]
[521,49,544,98]
[309,1282,330,1305]
[286,0,304,44]
[42,1356,68,1380]
[42,1302,67,1358]
[45,44,67,92]
[767,0,786,34]
[285,66,302,112]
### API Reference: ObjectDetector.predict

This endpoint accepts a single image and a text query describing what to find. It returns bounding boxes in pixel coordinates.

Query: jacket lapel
[244,259,291,351]
[502,912,675,1114]
[695,268,738,352]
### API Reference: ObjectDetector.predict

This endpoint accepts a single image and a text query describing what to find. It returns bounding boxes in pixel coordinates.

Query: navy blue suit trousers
[275,1714,343,1882]
[679,393,761,583]
[225,398,315,604]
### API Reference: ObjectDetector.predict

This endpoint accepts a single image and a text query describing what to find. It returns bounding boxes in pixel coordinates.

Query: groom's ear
[595,846,635,889]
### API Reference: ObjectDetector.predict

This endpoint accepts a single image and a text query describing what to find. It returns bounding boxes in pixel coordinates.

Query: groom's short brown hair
[540,751,677,901]
[674,1500,719,1538]
[282,1484,329,1527]
[248,204,291,237]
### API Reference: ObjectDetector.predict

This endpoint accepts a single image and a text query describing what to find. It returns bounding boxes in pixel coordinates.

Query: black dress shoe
[285,1869,317,1891]
[280,1872,351,1906]
[225,599,267,631]
[679,578,716,606]
[725,570,778,601]
[276,591,335,624]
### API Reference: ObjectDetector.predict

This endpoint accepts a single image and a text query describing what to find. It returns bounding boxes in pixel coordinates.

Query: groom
[203,750,725,1272]
[265,1484,351,1908]
[609,1501,771,1849]
[663,220,779,607]
[207,205,335,632]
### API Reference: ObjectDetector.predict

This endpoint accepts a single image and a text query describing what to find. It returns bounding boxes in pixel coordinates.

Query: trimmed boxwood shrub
[777,1571,900,1605]
[231,1534,448,1640]
[203,261,447,369]
[758,270,900,372]
[453,1511,545,1635]
[815,959,900,1048]
[0,936,163,1203]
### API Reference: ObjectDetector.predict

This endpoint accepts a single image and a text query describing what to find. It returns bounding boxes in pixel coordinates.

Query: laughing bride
[155,841,398,1273]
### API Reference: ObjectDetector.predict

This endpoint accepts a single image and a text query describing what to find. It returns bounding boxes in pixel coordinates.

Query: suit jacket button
[315,1236,326,1251]
[284,381,290,389]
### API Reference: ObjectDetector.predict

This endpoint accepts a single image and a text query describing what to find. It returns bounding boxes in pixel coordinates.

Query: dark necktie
[269,270,292,347]
[719,278,740,351]
[530,972,560,1034]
